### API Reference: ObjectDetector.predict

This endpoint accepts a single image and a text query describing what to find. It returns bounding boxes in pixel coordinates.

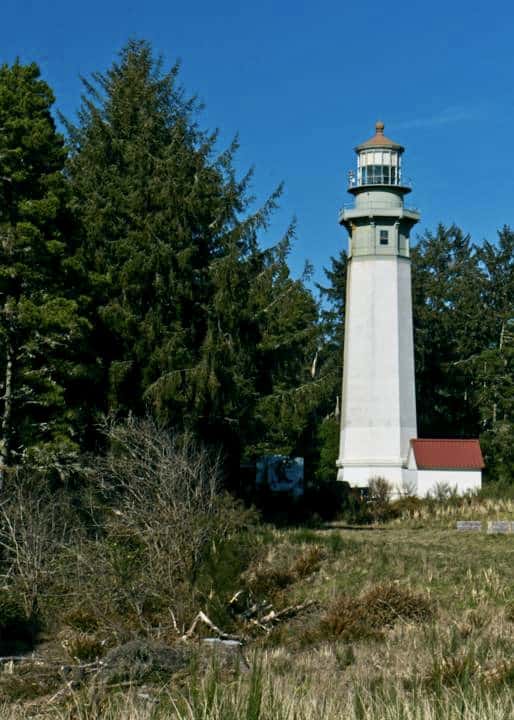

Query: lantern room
[348,121,407,191]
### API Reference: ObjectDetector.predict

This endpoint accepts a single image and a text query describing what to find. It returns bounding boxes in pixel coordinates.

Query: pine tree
[0,61,89,479]
[306,249,348,484]
[471,227,514,482]
[411,224,487,437]
[316,248,348,405]
[66,40,320,467]
[245,240,321,458]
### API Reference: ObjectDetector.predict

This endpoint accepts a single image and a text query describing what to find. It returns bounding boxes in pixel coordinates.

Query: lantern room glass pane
[357,152,402,185]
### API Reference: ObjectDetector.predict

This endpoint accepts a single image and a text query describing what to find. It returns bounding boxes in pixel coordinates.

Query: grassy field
[2,496,514,719]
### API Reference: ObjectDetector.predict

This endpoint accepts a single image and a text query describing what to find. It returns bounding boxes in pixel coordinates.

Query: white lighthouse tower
[336,121,420,490]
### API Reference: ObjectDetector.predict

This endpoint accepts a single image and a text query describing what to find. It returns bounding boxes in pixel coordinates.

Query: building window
[362,165,392,184]
[359,162,398,186]
[380,230,389,245]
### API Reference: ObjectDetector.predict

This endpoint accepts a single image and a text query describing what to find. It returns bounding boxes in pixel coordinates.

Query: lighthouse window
[380,230,389,245]
[361,165,392,184]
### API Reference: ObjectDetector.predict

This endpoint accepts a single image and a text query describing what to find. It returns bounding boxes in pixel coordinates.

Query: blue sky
[2,0,514,287]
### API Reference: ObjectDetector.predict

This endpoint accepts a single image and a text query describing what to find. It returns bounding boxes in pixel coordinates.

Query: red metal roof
[411,439,485,470]
[356,121,404,152]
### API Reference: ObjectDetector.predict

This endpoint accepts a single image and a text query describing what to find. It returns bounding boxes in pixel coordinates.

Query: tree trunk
[0,336,14,489]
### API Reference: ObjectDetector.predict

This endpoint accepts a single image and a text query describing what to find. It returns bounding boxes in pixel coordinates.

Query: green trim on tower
[341,122,420,258]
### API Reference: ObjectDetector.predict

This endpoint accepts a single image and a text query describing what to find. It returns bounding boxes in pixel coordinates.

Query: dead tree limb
[259,600,317,626]
[181,611,243,642]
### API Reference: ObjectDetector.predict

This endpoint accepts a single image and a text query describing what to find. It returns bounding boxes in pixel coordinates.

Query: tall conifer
[67,40,320,466]
[0,61,89,478]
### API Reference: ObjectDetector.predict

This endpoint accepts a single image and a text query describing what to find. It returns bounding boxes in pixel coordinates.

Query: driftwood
[259,600,317,626]
[179,595,317,643]
[181,611,243,642]
[47,680,80,705]
[241,601,273,620]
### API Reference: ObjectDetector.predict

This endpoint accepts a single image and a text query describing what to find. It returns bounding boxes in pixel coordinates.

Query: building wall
[416,470,482,496]
[337,253,417,486]
[397,259,417,460]
[350,218,411,258]
[338,467,481,497]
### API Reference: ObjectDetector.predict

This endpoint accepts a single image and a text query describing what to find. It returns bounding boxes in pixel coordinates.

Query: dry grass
[1,502,514,718]
[244,544,326,599]
[390,495,514,526]
[318,582,434,641]
[2,643,513,720]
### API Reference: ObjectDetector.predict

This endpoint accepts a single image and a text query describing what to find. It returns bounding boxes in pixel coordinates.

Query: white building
[336,122,483,497]
[407,439,483,496]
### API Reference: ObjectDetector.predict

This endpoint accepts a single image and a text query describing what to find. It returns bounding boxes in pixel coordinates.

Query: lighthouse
[336,122,484,495]
[336,121,419,490]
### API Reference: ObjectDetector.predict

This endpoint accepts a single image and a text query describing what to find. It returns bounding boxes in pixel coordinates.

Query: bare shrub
[0,483,73,619]
[368,477,395,522]
[78,416,255,631]
[400,475,418,498]
[247,566,296,598]
[0,418,256,643]
[61,631,106,662]
[319,583,434,642]
[368,477,393,505]
[246,545,326,600]
[390,495,424,518]
[430,482,459,502]
[359,583,434,625]
[291,546,326,579]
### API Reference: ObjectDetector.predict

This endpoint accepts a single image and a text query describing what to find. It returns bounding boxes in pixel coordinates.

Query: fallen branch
[181,611,243,642]
[241,601,273,620]
[47,680,79,705]
[259,600,317,626]
[169,608,182,635]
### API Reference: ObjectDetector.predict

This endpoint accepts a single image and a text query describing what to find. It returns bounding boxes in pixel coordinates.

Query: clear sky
[2,0,514,287]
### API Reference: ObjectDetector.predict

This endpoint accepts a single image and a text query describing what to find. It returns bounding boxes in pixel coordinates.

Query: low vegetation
[0,429,512,718]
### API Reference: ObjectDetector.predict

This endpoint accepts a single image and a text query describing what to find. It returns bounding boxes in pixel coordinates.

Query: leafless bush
[0,419,255,641]
[368,477,393,505]
[319,583,434,642]
[0,483,72,618]
[79,416,254,630]
[430,482,459,502]
[367,476,394,521]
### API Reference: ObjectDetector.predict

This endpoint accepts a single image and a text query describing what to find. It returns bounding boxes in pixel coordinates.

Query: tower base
[337,463,481,498]
[336,462,416,497]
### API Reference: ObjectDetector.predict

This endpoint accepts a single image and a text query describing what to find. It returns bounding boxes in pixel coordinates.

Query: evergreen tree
[411,224,487,437]
[470,228,514,482]
[411,223,514,482]
[0,61,89,479]
[246,241,321,458]
[307,249,348,484]
[316,248,347,407]
[66,40,320,467]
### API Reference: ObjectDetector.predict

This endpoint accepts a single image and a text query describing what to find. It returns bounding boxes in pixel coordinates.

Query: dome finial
[375,120,385,134]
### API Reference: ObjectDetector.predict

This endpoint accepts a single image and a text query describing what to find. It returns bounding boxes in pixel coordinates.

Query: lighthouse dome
[350,121,406,189]
[356,121,404,152]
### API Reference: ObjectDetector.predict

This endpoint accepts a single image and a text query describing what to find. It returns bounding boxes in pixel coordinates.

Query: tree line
[0,40,512,492]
